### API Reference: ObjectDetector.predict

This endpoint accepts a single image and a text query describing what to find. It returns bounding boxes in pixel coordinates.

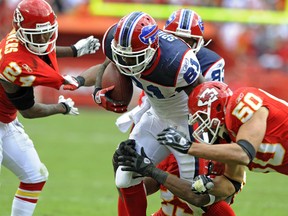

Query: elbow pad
[236,139,256,164]
[5,87,35,110]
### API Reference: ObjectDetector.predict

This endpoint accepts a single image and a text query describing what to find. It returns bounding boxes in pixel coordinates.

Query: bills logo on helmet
[139,25,158,45]
[198,88,219,106]
[198,19,204,33]
[165,12,176,28]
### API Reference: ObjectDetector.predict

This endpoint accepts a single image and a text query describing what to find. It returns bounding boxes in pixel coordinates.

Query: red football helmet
[111,11,159,76]
[13,0,58,55]
[163,9,204,53]
[188,81,233,144]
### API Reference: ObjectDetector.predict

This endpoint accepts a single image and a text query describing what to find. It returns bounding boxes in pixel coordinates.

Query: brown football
[102,63,133,105]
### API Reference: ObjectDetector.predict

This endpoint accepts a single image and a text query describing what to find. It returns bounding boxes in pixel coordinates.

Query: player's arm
[56,36,100,58]
[158,107,268,165]
[1,81,78,118]
[143,177,160,196]
[188,107,268,165]
[209,164,245,198]
[62,58,110,90]
[118,144,216,207]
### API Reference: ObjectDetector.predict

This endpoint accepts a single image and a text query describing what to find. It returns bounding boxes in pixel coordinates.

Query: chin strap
[204,39,212,47]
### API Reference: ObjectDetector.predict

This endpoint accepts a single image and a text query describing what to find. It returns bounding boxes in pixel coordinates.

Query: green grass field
[0,109,287,216]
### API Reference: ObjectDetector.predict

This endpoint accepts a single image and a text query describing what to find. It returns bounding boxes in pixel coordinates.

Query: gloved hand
[92,86,127,113]
[157,127,192,154]
[58,95,79,115]
[62,75,85,91]
[118,146,168,184]
[71,36,100,57]
[191,175,214,194]
[112,139,136,172]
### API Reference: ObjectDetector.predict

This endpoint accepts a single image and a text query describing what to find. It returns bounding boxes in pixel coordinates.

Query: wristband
[76,76,85,87]
[60,102,70,115]
[71,45,77,57]
[203,194,216,207]
[151,168,168,185]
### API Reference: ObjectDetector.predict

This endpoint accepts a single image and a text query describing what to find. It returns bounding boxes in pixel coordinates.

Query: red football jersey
[154,154,193,216]
[225,87,288,174]
[0,30,64,123]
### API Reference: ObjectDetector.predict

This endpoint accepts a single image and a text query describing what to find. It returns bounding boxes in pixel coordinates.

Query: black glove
[157,127,192,154]
[112,139,136,172]
[191,175,214,194]
[118,146,168,185]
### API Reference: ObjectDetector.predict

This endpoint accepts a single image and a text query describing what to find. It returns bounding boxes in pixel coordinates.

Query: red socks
[118,182,147,216]
[204,200,236,216]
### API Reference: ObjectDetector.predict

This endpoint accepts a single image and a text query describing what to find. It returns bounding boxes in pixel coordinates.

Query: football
[102,62,133,105]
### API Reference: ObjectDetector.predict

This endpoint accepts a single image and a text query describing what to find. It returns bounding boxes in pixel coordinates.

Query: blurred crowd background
[0,0,287,106]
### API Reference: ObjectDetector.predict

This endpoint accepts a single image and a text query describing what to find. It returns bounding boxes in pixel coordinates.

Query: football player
[0,0,100,215]
[113,9,239,216]
[97,11,243,216]
[157,81,288,176]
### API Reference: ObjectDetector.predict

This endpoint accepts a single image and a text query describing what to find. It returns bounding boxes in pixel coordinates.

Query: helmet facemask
[111,11,159,76]
[111,40,156,76]
[188,103,222,145]
[188,81,232,144]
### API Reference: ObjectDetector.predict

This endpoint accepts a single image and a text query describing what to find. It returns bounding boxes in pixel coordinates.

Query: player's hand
[112,139,136,172]
[62,75,85,91]
[71,36,101,57]
[118,146,155,177]
[92,86,127,113]
[118,145,169,184]
[58,95,79,115]
[191,175,214,194]
[157,127,192,154]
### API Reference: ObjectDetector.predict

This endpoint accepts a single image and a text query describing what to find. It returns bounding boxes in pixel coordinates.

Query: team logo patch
[198,88,219,106]
[139,25,158,45]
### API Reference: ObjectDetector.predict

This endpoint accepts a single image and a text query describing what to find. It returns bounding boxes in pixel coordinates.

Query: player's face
[180,37,198,49]
[122,56,137,66]
[122,55,145,67]
[29,32,52,44]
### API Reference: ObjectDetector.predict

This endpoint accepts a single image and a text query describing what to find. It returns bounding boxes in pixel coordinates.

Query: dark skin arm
[77,58,110,87]
[187,107,268,165]
[56,46,75,58]
[144,163,245,203]
[143,177,160,196]
[161,173,211,207]
[0,80,67,118]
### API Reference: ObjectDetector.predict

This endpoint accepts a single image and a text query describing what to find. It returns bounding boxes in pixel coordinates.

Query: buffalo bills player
[112,9,235,216]
[0,0,100,215]
[158,81,288,177]
[97,11,236,216]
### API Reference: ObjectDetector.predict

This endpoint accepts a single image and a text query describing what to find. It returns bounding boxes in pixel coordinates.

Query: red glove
[92,86,127,113]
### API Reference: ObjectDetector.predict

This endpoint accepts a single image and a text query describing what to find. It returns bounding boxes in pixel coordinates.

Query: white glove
[71,36,100,57]
[191,175,214,194]
[58,95,79,115]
